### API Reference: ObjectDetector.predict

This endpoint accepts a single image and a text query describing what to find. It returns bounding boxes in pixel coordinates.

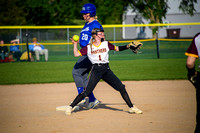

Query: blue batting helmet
[80,3,96,17]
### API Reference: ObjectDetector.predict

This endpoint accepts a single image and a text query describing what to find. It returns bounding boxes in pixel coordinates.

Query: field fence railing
[0,22,199,61]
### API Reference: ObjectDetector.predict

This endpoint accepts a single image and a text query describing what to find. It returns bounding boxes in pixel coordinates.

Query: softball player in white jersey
[65,28,142,115]
[72,3,103,108]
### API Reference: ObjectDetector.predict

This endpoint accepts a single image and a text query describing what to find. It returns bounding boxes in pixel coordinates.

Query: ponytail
[94,16,98,21]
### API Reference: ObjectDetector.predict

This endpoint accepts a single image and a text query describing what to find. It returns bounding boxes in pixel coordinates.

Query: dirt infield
[0,80,196,133]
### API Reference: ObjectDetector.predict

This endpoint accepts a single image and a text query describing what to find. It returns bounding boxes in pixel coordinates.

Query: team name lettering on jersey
[79,41,115,64]
[91,48,107,54]
[81,27,89,32]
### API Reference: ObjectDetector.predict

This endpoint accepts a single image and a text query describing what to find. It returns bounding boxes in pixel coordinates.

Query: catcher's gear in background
[128,41,143,53]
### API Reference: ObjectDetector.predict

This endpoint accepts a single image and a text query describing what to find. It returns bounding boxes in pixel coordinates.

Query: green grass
[2,40,192,84]
[0,58,188,85]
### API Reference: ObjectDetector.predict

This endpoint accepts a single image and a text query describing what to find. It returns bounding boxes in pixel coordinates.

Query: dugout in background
[166,29,180,39]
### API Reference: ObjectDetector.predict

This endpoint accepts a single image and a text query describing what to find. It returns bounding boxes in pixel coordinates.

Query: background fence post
[156,29,160,59]
[67,28,69,56]
[113,27,116,54]
[20,28,22,51]
[26,31,30,62]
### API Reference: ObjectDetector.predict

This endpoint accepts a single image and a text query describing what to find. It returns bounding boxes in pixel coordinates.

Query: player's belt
[94,63,108,66]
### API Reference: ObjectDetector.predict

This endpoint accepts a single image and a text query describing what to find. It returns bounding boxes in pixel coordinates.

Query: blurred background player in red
[185,32,200,133]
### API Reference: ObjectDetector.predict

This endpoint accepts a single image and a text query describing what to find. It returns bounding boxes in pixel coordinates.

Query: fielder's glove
[128,41,143,54]
[186,66,200,88]
[188,72,200,87]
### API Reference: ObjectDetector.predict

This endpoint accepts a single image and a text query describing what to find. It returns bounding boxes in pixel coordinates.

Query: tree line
[0,0,197,39]
[0,0,197,26]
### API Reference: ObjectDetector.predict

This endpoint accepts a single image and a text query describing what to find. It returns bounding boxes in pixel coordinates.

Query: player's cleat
[129,105,143,114]
[56,105,79,112]
[77,99,86,106]
[72,106,80,111]
[88,99,100,109]
[56,106,68,111]
[65,106,73,115]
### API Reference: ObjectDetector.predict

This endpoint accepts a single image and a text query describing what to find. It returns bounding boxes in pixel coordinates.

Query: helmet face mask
[80,3,96,17]
[92,29,104,35]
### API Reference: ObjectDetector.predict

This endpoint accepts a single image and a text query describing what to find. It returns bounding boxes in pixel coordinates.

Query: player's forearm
[117,45,129,51]
[186,56,196,68]
[186,56,196,79]
[73,43,80,57]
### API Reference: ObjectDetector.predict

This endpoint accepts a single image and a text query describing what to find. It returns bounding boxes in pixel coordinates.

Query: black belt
[94,63,108,66]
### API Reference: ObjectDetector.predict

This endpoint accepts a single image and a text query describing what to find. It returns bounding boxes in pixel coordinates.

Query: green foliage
[0,0,27,25]
[127,0,197,38]
[24,0,52,25]
[23,0,80,25]
[179,0,197,16]
[95,0,129,24]
[128,0,168,22]
[128,0,169,37]
[0,0,197,26]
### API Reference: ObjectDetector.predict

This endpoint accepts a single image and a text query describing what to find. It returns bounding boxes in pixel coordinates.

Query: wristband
[186,65,196,76]
[118,45,128,51]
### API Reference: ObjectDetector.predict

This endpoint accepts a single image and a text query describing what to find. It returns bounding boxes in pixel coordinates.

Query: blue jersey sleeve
[79,20,103,48]
[28,44,34,51]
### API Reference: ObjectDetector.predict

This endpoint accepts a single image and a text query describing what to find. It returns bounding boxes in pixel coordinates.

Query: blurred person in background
[0,40,9,63]
[29,37,48,62]
[185,32,200,133]
[9,39,22,62]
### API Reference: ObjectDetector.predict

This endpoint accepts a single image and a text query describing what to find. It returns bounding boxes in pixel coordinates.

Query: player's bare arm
[73,42,80,57]
[186,56,196,68]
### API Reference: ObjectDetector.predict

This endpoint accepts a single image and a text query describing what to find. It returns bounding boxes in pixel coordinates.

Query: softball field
[0,80,196,133]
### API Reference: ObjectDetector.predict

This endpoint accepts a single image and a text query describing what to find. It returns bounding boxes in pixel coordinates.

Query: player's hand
[70,38,79,44]
[188,71,198,85]
[187,69,200,88]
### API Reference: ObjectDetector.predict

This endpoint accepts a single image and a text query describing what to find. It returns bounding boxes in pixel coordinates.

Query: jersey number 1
[99,55,102,61]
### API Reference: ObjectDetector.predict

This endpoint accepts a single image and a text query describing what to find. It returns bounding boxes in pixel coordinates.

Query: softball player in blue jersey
[56,3,102,112]
[72,3,103,108]
[65,28,143,115]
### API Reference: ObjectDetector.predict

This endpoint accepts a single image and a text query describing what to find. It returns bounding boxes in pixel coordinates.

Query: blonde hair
[94,16,98,21]
[32,37,37,42]
[89,28,98,49]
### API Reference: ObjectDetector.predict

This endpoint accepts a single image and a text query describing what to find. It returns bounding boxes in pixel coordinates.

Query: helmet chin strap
[96,34,104,42]
[101,38,104,42]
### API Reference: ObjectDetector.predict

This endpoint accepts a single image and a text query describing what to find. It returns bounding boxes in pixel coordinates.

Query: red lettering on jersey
[91,48,107,54]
